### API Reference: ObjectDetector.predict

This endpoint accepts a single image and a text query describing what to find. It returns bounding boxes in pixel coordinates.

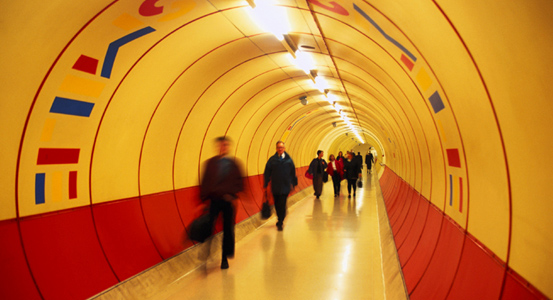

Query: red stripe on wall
[37,148,80,165]
[401,54,415,71]
[69,171,77,199]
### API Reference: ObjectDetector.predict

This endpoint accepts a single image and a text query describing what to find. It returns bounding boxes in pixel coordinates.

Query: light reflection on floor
[155,172,385,300]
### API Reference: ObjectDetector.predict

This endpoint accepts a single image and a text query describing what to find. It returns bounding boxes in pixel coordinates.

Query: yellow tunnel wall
[0,0,552,299]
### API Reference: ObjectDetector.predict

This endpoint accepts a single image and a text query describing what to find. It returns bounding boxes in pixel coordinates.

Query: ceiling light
[247,0,289,41]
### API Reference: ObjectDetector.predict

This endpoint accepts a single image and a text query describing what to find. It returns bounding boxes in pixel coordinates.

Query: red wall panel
[397,197,429,266]
[402,205,443,292]
[389,181,409,225]
[19,208,118,300]
[410,218,464,299]
[446,235,504,299]
[141,192,186,259]
[0,220,41,300]
[501,270,545,300]
[381,167,548,299]
[237,191,261,218]
[393,191,421,249]
[92,198,162,281]
[391,187,416,233]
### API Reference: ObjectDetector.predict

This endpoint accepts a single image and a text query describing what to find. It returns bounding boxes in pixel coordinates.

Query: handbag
[261,192,272,219]
[323,172,329,183]
[305,169,313,180]
[357,179,363,188]
[188,213,212,243]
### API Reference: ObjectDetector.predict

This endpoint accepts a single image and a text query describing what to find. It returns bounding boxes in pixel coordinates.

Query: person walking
[336,151,345,164]
[356,152,363,171]
[200,136,244,269]
[307,150,327,199]
[327,154,344,197]
[263,141,298,231]
[365,151,374,174]
[343,152,361,198]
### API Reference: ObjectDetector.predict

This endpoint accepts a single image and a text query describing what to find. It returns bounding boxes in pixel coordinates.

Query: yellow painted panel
[40,118,57,142]
[434,0,553,296]
[59,74,106,98]
[0,1,109,220]
[140,19,254,193]
[415,67,432,92]
[157,0,196,22]
[353,7,372,34]
[52,172,63,203]
[112,13,144,31]
[437,119,447,143]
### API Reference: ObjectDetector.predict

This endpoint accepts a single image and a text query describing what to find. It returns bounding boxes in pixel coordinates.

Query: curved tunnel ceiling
[1,0,552,298]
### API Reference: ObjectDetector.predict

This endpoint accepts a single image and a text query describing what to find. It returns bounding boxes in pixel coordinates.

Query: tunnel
[1,0,552,299]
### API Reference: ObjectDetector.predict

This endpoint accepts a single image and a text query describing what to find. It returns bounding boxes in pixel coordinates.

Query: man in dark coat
[343,152,362,198]
[365,151,375,174]
[356,152,363,170]
[307,150,327,198]
[200,136,244,269]
[263,141,298,231]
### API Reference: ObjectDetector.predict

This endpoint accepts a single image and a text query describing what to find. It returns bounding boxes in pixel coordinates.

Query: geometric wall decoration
[446,148,461,168]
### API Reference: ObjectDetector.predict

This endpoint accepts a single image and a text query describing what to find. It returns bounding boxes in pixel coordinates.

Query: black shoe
[221,257,229,269]
[277,224,283,231]
[353,193,356,197]
[348,194,351,198]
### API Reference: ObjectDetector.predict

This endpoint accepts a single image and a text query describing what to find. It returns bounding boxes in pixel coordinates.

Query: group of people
[306,150,375,199]
[198,137,376,269]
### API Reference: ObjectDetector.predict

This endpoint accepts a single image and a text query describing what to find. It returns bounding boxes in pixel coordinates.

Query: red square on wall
[446,148,461,168]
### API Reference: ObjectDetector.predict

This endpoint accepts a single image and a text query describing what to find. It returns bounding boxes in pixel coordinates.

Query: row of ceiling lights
[245,0,365,144]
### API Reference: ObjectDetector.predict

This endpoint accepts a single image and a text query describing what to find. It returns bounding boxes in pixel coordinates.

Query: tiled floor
[155,172,389,300]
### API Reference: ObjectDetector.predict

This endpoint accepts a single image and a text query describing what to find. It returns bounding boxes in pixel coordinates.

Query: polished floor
[149,172,399,300]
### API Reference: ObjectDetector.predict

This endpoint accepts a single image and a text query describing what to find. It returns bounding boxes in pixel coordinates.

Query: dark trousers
[209,198,235,257]
[332,173,341,195]
[313,175,323,196]
[347,178,357,195]
[273,193,288,226]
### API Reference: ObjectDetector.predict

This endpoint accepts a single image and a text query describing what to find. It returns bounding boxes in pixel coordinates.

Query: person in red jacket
[327,154,344,197]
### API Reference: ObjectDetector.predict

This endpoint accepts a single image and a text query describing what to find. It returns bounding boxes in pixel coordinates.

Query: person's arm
[263,158,271,191]
[290,160,298,187]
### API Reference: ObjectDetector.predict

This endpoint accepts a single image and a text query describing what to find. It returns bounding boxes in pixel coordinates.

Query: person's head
[329,154,335,161]
[347,152,353,160]
[338,151,343,157]
[276,141,285,156]
[215,136,231,156]
[317,150,324,159]
[357,152,360,155]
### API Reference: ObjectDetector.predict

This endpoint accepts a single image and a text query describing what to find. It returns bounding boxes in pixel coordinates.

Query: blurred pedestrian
[307,150,327,199]
[356,152,363,171]
[200,136,244,269]
[336,151,345,163]
[365,151,374,174]
[263,141,298,231]
[343,152,361,198]
[327,154,343,197]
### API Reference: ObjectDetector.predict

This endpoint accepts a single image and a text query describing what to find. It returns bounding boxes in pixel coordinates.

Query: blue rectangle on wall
[50,97,94,117]
[35,173,46,205]
[429,91,445,114]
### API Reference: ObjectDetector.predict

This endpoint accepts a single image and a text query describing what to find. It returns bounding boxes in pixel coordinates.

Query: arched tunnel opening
[1,1,552,299]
